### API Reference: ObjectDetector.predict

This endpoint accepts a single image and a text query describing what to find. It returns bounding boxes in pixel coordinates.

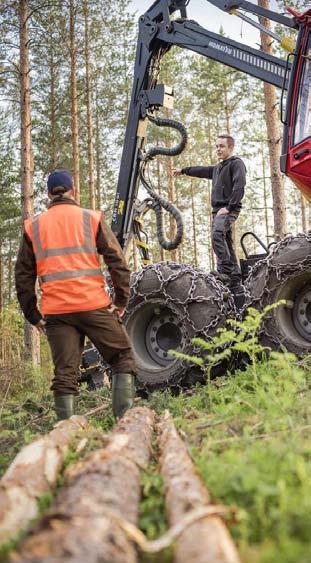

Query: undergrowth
[0,383,113,478]
[146,305,311,563]
[138,464,173,563]
[1,305,311,562]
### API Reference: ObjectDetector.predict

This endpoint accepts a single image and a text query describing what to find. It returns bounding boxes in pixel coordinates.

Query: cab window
[294,35,311,146]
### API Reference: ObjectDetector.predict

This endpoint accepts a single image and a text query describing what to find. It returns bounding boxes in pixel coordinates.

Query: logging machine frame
[80,1,311,391]
[111,0,311,261]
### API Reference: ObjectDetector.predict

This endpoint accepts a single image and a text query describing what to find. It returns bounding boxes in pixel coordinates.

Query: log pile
[0,416,88,546]
[3,406,241,562]
[10,407,155,563]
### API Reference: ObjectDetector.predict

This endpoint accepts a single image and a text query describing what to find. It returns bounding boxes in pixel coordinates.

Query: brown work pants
[45,307,136,395]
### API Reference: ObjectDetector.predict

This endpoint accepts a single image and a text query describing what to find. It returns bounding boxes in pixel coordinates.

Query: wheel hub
[293,287,311,340]
[146,312,184,365]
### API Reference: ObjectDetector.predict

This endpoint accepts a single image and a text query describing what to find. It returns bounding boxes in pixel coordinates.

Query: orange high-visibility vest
[24,204,111,315]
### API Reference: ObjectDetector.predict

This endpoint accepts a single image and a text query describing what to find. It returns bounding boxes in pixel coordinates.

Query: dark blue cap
[47,170,73,193]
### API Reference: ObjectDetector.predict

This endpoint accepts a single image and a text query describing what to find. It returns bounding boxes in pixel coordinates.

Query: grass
[0,381,114,478]
[146,353,311,563]
[1,318,311,561]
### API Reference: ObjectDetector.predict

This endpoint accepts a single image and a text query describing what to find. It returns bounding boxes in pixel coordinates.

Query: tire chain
[244,232,311,349]
[126,261,236,389]
[82,235,311,388]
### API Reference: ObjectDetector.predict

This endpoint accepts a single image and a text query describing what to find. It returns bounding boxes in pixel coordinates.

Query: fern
[170,301,287,381]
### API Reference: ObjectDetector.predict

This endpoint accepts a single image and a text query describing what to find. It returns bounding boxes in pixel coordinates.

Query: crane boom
[111,0,310,251]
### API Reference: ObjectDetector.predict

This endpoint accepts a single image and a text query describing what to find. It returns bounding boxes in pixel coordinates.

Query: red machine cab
[284,9,311,200]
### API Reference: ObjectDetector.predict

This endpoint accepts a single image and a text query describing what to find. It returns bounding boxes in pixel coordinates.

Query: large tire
[124,262,235,392]
[245,233,311,356]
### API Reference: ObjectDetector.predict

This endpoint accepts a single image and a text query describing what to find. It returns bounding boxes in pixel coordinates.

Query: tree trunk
[190,181,198,267]
[13,408,154,562]
[95,87,101,208]
[20,0,33,223]
[0,416,89,546]
[49,46,57,169]
[223,84,231,135]
[261,140,270,243]
[300,193,307,232]
[19,0,40,365]
[158,412,241,563]
[258,0,287,240]
[174,169,184,263]
[83,0,95,209]
[207,118,215,269]
[0,239,3,314]
[156,154,165,262]
[8,238,12,303]
[132,239,138,271]
[166,156,179,263]
[69,0,80,203]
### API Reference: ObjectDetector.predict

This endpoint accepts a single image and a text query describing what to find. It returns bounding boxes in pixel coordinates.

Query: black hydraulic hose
[152,199,184,251]
[140,163,184,250]
[145,115,188,159]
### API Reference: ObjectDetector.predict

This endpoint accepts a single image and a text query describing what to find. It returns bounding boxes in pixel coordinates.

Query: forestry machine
[83,0,311,392]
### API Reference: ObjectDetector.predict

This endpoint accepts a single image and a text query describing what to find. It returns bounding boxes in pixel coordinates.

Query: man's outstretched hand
[172,168,183,177]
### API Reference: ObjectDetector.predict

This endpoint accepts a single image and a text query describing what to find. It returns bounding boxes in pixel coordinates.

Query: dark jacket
[182,156,246,213]
[15,198,131,326]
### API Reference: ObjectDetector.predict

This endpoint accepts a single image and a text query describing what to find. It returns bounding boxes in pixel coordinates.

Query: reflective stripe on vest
[39,268,102,283]
[32,209,96,260]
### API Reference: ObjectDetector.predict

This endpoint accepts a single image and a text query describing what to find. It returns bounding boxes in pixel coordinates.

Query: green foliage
[0,491,54,560]
[0,530,28,562]
[138,465,173,563]
[146,353,311,562]
[139,468,167,540]
[0,302,53,403]
[170,302,286,380]
[0,383,114,478]
[37,491,54,515]
[2,350,311,562]
[62,448,80,470]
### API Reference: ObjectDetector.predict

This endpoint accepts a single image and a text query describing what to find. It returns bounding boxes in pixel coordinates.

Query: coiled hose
[145,115,188,159]
[140,115,187,251]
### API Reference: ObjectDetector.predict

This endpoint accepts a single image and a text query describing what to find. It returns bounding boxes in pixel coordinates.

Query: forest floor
[1,353,311,562]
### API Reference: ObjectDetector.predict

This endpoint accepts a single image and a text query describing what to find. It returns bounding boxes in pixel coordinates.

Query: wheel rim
[274,275,311,347]
[293,286,311,340]
[146,312,184,365]
[125,301,186,373]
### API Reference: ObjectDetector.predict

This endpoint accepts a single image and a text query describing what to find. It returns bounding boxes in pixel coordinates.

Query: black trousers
[45,307,136,395]
[212,212,241,278]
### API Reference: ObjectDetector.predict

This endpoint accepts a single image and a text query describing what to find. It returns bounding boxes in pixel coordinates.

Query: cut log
[11,407,155,563]
[0,416,88,546]
[158,411,241,563]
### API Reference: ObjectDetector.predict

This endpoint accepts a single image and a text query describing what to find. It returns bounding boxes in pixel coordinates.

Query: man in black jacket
[173,134,246,287]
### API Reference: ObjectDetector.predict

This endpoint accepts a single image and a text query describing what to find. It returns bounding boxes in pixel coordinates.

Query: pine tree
[19,0,40,365]
[258,0,287,240]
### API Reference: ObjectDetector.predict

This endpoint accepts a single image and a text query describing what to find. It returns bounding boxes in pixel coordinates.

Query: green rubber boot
[54,394,75,420]
[112,373,135,419]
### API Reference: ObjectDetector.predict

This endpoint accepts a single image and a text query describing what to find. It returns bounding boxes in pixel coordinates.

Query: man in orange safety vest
[15,170,136,420]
